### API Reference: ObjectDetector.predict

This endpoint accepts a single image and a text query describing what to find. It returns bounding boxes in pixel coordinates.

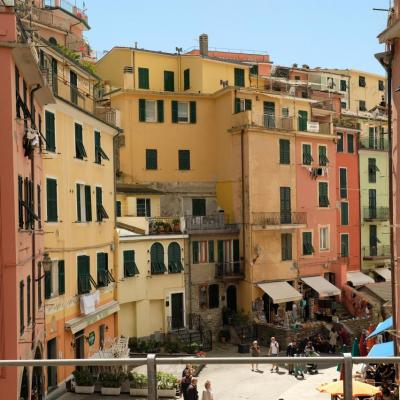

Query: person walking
[286,339,298,374]
[187,378,199,400]
[250,340,261,371]
[201,380,214,400]
[268,336,280,372]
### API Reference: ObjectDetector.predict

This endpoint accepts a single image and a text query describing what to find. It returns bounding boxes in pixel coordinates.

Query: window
[192,198,206,217]
[75,123,87,159]
[150,242,166,274]
[138,99,164,123]
[49,36,57,45]
[281,233,292,261]
[199,286,207,308]
[279,139,290,165]
[250,65,258,75]
[70,70,78,104]
[234,68,245,87]
[94,131,109,164]
[184,68,190,90]
[337,132,344,152]
[302,143,313,165]
[339,168,347,199]
[168,242,183,273]
[45,260,65,299]
[27,275,31,325]
[146,149,157,170]
[319,227,329,250]
[280,187,291,223]
[341,234,349,257]
[37,184,41,229]
[298,110,308,132]
[45,111,55,152]
[77,255,91,295]
[234,98,252,113]
[359,76,366,87]
[137,198,151,217]
[58,260,65,295]
[76,184,92,222]
[369,189,377,216]
[20,280,24,335]
[348,134,354,153]
[138,67,149,89]
[97,252,109,287]
[178,150,190,170]
[208,284,219,308]
[22,178,35,230]
[282,107,289,118]
[341,101,347,109]
[340,80,347,91]
[318,182,329,207]
[359,100,366,111]
[341,202,349,225]
[368,158,378,183]
[379,80,384,91]
[123,250,139,277]
[46,178,58,222]
[116,201,121,217]
[192,241,210,264]
[164,70,174,91]
[319,146,329,166]
[208,240,214,262]
[171,100,196,124]
[302,232,314,255]
[96,187,108,222]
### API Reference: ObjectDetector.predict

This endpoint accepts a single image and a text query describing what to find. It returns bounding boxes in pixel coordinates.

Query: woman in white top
[201,380,214,400]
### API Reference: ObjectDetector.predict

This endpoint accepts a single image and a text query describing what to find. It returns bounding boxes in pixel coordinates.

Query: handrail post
[147,354,157,400]
[343,353,353,400]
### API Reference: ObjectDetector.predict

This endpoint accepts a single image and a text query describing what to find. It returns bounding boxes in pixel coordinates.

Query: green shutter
[97,252,107,286]
[281,233,292,261]
[171,100,178,123]
[341,235,349,257]
[76,183,81,222]
[298,110,308,131]
[45,270,52,299]
[368,158,377,183]
[94,131,101,163]
[85,185,92,221]
[337,132,344,152]
[279,139,290,164]
[151,243,166,274]
[139,99,146,122]
[190,101,196,123]
[234,68,245,87]
[341,202,349,225]
[319,146,328,166]
[116,201,121,217]
[340,168,347,198]
[77,255,90,294]
[319,182,329,207]
[303,232,313,255]
[164,71,174,91]
[179,150,190,170]
[46,178,57,222]
[58,260,65,295]
[146,149,157,170]
[217,240,224,262]
[27,276,31,323]
[184,69,190,90]
[302,144,313,165]
[157,100,164,123]
[233,239,240,261]
[208,240,214,262]
[234,98,241,113]
[45,111,55,152]
[138,67,149,89]
[192,199,206,216]
[123,250,139,277]
[20,280,24,335]
[192,241,199,264]
[168,242,183,273]
[245,99,252,110]
[348,134,354,153]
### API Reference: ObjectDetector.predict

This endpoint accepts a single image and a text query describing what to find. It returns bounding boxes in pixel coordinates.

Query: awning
[374,268,392,282]
[257,281,302,304]
[347,271,374,286]
[367,316,393,339]
[65,300,120,334]
[301,276,341,297]
[368,341,394,357]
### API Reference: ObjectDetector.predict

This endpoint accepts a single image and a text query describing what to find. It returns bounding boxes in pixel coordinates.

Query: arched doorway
[20,367,29,400]
[31,347,44,400]
[226,285,237,312]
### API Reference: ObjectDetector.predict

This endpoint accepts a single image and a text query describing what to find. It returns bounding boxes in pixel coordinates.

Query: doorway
[47,338,57,391]
[226,285,237,312]
[20,367,29,400]
[75,330,85,360]
[171,293,184,330]
[32,347,44,399]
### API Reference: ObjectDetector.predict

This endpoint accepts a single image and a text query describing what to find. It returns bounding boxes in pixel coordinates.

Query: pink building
[0,5,54,399]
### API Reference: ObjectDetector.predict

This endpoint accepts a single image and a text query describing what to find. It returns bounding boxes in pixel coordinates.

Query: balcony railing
[148,217,181,235]
[359,137,388,151]
[185,214,239,232]
[252,212,307,226]
[362,245,391,259]
[215,261,244,279]
[44,0,88,23]
[363,207,389,221]
[311,101,334,111]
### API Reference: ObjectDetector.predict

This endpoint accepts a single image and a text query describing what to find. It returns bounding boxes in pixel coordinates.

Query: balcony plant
[157,371,179,397]
[100,370,127,395]
[172,219,180,232]
[129,372,148,396]
[73,368,96,394]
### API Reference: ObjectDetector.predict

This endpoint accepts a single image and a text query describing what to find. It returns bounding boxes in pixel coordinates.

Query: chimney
[199,34,208,57]
[123,66,134,90]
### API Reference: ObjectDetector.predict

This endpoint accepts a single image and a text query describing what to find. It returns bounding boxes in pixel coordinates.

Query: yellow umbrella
[317,380,381,397]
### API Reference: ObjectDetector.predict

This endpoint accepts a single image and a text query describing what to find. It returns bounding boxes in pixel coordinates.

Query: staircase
[335,302,353,321]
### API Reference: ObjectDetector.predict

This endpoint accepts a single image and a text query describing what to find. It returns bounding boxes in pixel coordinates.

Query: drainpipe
[188,236,193,328]
[240,128,247,301]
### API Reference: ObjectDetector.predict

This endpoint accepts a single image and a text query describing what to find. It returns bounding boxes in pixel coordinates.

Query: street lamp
[36,252,52,281]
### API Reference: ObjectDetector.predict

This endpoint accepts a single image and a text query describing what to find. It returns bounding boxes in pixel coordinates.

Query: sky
[83,0,390,75]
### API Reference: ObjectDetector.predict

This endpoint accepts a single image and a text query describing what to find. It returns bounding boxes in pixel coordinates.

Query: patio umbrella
[351,338,360,357]
[317,380,381,397]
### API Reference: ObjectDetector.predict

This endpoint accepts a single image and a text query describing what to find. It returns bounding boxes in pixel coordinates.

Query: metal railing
[185,214,239,232]
[215,261,244,278]
[362,245,391,258]
[252,212,307,226]
[0,355,398,400]
[311,101,335,111]
[359,137,388,151]
[44,0,88,21]
[147,217,181,235]
[363,207,389,220]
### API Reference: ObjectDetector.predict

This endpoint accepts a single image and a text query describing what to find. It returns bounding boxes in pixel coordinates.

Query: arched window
[168,242,183,273]
[150,242,166,274]
[48,37,58,46]
[208,284,219,309]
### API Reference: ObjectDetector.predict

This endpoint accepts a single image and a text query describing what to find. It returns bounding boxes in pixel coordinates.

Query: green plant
[156,372,178,390]
[100,371,127,388]
[80,60,96,75]
[164,340,181,353]
[183,342,201,354]
[73,369,95,386]
[129,372,148,389]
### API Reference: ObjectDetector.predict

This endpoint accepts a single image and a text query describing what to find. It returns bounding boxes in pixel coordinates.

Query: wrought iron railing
[185,214,239,232]
[363,207,389,220]
[362,245,391,258]
[215,261,244,278]
[311,101,335,111]
[252,212,307,226]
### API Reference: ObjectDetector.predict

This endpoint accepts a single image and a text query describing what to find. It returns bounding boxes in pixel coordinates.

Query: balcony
[148,217,182,235]
[252,212,307,229]
[215,261,244,279]
[44,0,88,26]
[363,207,389,221]
[362,245,391,260]
[359,137,388,151]
[184,214,239,234]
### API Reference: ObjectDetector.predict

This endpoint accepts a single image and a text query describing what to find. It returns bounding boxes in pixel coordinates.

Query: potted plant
[73,368,95,394]
[172,219,180,232]
[129,372,148,397]
[100,371,126,396]
[157,371,178,398]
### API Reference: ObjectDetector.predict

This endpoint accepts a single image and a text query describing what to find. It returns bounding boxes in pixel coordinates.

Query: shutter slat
[58,260,65,295]
[189,101,196,123]
[76,183,81,222]
[171,101,178,123]
[157,100,164,123]
[139,99,146,122]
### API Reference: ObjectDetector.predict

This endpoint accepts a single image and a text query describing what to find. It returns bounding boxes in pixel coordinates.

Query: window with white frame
[76,183,92,222]
[319,226,329,250]
[178,102,189,122]
[145,100,157,122]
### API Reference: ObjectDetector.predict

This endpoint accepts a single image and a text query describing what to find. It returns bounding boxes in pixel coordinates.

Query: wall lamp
[36,252,52,281]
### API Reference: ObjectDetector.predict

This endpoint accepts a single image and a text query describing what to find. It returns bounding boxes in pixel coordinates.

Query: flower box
[158,388,177,397]
[130,388,148,396]
[75,385,95,394]
[101,386,121,395]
